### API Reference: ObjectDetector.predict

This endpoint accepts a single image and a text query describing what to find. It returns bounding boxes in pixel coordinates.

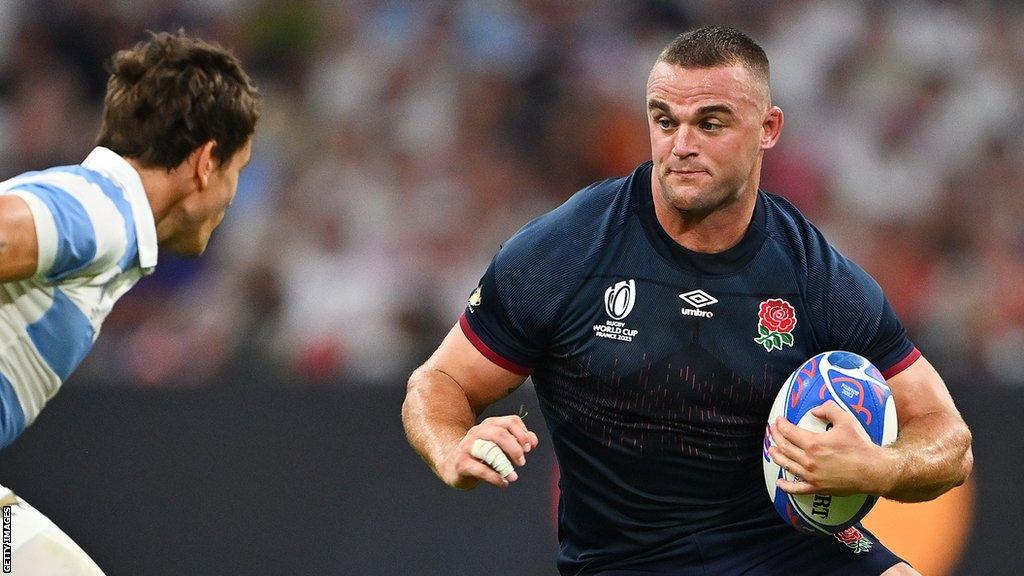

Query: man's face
[174,138,252,256]
[646,62,778,217]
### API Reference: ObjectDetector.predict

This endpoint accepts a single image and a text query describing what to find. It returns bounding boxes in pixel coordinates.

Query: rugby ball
[763,351,897,535]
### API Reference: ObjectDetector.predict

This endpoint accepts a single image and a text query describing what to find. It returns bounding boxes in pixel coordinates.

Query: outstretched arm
[0,195,38,282]
[402,322,539,490]
[771,354,973,502]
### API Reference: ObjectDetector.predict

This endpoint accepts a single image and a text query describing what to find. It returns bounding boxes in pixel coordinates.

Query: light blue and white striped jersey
[0,147,158,450]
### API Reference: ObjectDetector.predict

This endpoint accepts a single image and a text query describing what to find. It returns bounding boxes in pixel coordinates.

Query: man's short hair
[96,31,260,169]
[658,25,770,90]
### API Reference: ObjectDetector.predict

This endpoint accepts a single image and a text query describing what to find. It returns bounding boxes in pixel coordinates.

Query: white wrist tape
[470,439,515,478]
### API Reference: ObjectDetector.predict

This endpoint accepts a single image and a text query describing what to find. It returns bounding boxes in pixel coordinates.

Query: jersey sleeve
[807,240,919,379]
[461,217,579,375]
[8,182,128,282]
[0,371,27,451]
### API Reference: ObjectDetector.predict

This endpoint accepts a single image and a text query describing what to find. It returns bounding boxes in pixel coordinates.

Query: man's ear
[760,106,784,150]
[190,141,217,189]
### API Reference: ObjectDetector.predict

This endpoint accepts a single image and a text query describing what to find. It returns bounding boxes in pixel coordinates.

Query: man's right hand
[438,415,540,489]
[402,322,536,490]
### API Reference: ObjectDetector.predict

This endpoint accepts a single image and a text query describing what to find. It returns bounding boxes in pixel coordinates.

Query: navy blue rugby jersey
[460,161,919,574]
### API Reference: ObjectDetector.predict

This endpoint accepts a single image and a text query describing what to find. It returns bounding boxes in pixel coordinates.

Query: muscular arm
[402,322,539,490]
[0,195,39,282]
[771,355,973,502]
[872,355,973,501]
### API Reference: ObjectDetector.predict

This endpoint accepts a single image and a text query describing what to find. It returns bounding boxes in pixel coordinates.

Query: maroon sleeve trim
[881,347,922,380]
[459,313,533,376]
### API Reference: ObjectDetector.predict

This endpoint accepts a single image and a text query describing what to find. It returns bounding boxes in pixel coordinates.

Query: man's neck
[651,185,758,254]
[125,158,185,244]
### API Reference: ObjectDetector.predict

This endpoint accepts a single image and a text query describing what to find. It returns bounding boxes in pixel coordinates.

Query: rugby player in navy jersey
[0,32,258,574]
[403,26,972,575]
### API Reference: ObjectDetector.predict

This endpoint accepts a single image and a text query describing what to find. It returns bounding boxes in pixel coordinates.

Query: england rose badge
[755,298,796,352]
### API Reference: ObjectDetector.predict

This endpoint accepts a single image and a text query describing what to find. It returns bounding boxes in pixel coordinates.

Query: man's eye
[701,121,722,131]
[657,118,673,129]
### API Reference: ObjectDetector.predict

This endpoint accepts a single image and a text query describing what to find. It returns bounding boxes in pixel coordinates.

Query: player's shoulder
[497,165,638,265]
[2,163,121,208]
[2,163,136,281]
[760,190,882,297]
[759,191,837,274]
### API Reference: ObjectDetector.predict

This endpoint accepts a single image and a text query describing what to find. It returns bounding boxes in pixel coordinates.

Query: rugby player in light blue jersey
[0,31,258,574]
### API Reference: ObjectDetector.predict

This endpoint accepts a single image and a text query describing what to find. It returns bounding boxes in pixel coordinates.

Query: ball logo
[812,494,833,519]
[604,280,636,320]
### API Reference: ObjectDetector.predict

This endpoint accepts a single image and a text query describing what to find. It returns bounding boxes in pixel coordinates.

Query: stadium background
[0,0,1021,574]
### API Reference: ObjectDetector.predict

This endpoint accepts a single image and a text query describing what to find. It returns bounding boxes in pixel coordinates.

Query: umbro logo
[679,290,718,308]
[679,289,716,318]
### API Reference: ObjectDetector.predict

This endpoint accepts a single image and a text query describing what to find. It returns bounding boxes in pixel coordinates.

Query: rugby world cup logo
[755,298,797,352]
[604,280,636,320]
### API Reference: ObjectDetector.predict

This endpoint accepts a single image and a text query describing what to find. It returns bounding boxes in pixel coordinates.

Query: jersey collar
[81,147,158,274]
[633,161,767,276]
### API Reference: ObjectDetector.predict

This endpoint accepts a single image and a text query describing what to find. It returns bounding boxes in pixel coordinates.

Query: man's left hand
[768,400,890,496]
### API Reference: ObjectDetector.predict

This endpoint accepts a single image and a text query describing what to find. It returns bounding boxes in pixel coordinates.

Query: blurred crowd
[1,0,1021,389]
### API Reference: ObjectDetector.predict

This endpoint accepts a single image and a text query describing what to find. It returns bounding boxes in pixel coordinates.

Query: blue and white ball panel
[764,351,898,535]
[815,351,895,445]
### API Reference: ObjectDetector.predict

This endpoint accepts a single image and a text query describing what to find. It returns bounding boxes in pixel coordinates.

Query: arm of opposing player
[0,195,40,282]
[401,322,540,490]
[868,354,972,502]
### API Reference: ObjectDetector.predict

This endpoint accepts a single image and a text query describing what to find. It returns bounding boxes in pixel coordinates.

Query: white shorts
[0,487,105,576]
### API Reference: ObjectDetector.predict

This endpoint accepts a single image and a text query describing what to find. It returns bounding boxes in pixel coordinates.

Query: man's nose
[672,125,699,158]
